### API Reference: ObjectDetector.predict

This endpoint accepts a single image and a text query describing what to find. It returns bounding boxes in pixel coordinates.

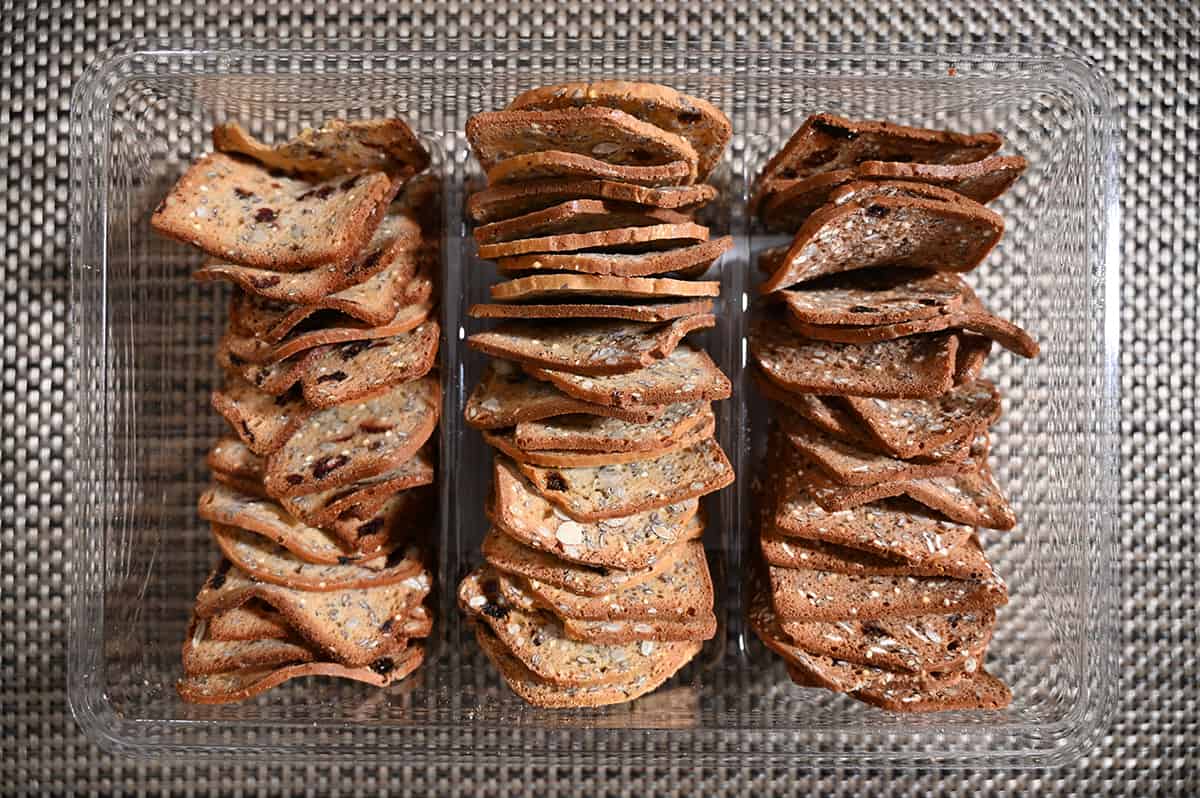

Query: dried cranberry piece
[312,454,350,479]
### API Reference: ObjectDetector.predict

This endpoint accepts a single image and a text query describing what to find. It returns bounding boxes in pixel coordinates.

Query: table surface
[2,2,1196,795]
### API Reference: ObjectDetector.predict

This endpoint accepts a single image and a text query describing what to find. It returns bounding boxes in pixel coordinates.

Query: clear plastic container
[68,39,1120,767]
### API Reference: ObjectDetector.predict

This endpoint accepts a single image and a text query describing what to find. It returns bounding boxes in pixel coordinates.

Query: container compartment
[69,41,1118,766]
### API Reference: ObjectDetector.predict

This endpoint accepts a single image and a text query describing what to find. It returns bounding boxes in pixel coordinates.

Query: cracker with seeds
[486,151,693,187]
[467,107,699,175]
[194,560,431,667]
[459,566,700,688]
[750,314,958,399]
[514,401,712,453]
[496,236,732,278]
[841,380,1001,460]
[524,344,732,409]
[194,210,421,304]
[470,299,713,323]
[467,315,714,376]
[759,189,1004,293]
[468,179,716,224]
[490,458,701,571]
[213,118,429,179]
[477,221,710,260]
[474,199,691,244]
[481,525,689,596]
[263,377,440,498]
[751,113,1001,211]
[464,360,665,429]
[489,274,720,303]
[483,415,713,468]
[516,436,734,522]
[211,524,424,591]
[507,81,731,179]
[151,152,398,271]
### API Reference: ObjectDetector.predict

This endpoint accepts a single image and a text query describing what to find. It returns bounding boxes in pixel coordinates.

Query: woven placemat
[2,2,1196,794]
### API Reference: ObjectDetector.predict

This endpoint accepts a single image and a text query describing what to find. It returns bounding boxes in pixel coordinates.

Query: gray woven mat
[2,1,1197,795]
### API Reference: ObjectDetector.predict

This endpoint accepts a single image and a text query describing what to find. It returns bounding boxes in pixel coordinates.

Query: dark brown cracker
[856,155,1027,203]
[194,560,431,667]
[198,483,358,564]
[786,296,1039,359]
[220,322,440,410]
[477,222,709,260]
[760,531,995,581]
[280,447,436,529]
[495,236,733,278]
[484,416,713,468]
[489,274,719,303]
[853,667,1011,712]
[325,486,436,554]
[211,523,424,591]
[264,376,440,498]
[228,265,431,346]
[778,268,968,325]
[781,609,995,675]
[474,199,691,246]
[194,210,421,305]
[750,314,958,399]
[751,113,1002,211]
[524,344,732,408]
[468,179,716,224]
[517,540,715,624]
[758,170,856,231]
[151,152,398,271]
[177,646,424,704]
[905,461,1017,531]
[515,436,734,522]
[486,151,693,187]
[491,458,701,571]
[213,118,429,179]
[759,191,1004,293]
[221,294,434,365]
[768,443,976,562]
[226,251,423,343]
[825,178,976,207]
[466,107,699,176]
[955,334,992,384]
[751,371,883,451]
[767,564,1008,623]
[515,401,712,453]
[778,411,971,486]
[749,588,954,694]
[211,378,310,456]
[470,299,713,322]
[464,359,665,430]
[467,315,714,377]
[507,81,731,179]
[460,567,700,689]
[759,157,1025,232]
[842,380,1001,459]
[472,620,699,708]
[481,524,690,596]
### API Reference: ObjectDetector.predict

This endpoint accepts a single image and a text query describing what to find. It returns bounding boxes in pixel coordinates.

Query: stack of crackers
[746,114,1037,712]
[150,119,441,704]
[457,82,736,707]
